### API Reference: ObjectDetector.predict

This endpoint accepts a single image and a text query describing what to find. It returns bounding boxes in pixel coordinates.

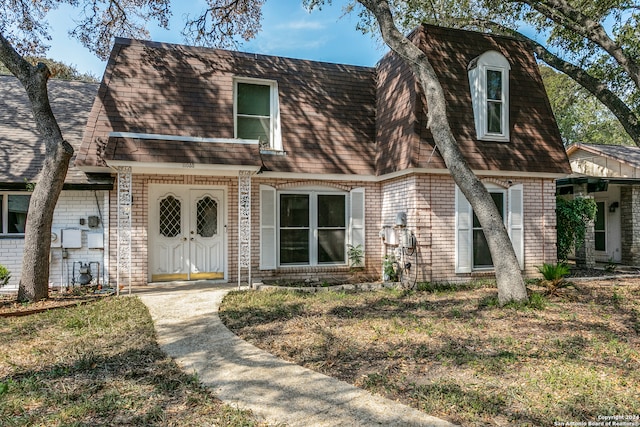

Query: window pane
[473,193,504,227]
[595,202,605,230]
[318,195,345,227]
[159,195,181,238]
[487,70,502,100]
[8,195,30,234]
[280,229,309,264]
[0,195,3,233]
[471,192,504,268]
[318,229,345,263]
[595,232,606,251]
[280,195,309,227]
[473,229,493,268]
[237,116,270,143]
[237,83,270,116]
[197,196,218,238]
[487,101,502,133]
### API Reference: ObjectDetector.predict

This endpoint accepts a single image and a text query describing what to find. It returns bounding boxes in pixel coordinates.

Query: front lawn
[220,279,640,426]
[0,297,265,427]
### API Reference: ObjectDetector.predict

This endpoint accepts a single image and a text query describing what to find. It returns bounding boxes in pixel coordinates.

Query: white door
[150,186,225,282]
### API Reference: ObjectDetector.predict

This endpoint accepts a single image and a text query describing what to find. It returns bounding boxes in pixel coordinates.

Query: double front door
[150,186,226,282]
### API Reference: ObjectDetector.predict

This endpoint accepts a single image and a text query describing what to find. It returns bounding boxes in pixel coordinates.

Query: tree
[1,0,528,304]
[352,0,529,304]
[540,65,633,146]
[0,0,258,302]
[0,57,97,81]
[372,0,640,146]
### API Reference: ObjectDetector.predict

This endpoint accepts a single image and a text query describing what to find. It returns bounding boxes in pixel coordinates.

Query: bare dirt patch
[220,277,640,426]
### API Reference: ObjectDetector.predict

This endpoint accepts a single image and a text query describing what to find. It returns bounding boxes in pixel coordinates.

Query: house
[0,75,112,293]
[558,142,640,266]
[7,24,571,291]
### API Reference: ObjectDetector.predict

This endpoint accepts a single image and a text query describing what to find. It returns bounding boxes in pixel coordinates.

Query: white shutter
[455,186,473,273]
[508,184,524,270]
[349,188,365,266]
[260,185,277,270]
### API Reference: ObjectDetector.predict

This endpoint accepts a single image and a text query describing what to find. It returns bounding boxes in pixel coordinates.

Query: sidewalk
[135,282,456,427]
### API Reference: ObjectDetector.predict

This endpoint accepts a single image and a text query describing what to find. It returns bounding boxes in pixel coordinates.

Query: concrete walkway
[135,282,456,427]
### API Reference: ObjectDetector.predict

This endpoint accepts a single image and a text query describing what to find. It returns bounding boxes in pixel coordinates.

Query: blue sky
[45,1,386,78]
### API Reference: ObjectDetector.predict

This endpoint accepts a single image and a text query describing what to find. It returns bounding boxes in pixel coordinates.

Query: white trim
[78,162,567,181]
[468,51,511,142]
[108,131,259,145]
[233,77,283,151]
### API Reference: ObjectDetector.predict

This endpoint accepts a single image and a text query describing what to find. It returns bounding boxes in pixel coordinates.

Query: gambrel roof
[77,25,570,177]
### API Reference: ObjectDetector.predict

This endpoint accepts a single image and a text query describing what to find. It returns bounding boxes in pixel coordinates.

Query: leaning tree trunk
[360,0,528,304]
[0,33,72,302]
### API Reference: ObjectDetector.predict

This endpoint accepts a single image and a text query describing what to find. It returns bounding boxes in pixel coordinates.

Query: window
[279,192,346,266]
[260,186,365,269]
[472,192,505,268]
[1,193,30,235]
[468,51,510,141]
[455,184,523,273]
[234,78,282,150]
[595,201,606,252]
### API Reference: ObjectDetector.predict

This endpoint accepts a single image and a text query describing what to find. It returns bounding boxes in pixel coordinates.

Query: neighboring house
[0,75,112,293]
[71,25,569,288]
[559,142,640,266]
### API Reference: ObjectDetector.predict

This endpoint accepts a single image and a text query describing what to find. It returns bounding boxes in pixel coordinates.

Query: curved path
[136,282,456,427]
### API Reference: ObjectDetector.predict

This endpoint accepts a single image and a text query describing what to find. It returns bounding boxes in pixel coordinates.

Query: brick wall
[101,172,558,288]
[0,190,108,293]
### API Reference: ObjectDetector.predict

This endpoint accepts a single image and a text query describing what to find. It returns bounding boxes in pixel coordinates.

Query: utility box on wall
[61,229,82,248]
[87,233,104,249]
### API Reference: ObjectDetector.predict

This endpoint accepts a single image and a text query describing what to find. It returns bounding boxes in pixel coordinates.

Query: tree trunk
[359,0,528,304]
[0,33,72,302]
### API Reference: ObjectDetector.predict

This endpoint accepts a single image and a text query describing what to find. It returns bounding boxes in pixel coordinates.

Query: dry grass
[0,296,266,426]
[220,278,640,427]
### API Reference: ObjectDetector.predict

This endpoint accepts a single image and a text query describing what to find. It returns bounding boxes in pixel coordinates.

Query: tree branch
[515,0,640,90]
[464,18,640,146]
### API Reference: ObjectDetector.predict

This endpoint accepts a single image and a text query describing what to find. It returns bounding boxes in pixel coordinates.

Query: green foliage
[0,57,97,82]
[347,244,364,268]
[556,197,598,261]
[537,262,571,296]
[382,255,398,282]
[0,264,10,288]
[539,65,633,146]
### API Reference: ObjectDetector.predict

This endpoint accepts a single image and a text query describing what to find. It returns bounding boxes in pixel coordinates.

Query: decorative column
[238,170,252,288]
[116,166,132,295]
[621,185,640,265]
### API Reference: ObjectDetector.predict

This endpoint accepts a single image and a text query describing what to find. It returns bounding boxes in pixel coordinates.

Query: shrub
[556,196,597,261]
[537,262,571,296]
[0,264,10,288]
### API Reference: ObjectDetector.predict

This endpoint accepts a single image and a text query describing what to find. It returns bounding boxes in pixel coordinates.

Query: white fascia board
[377,167,570,181]
[106,160,260,176]
[108,132,259,145]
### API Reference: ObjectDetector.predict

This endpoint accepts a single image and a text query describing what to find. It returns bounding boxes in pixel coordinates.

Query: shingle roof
[376,25,570,175]
[78,25,570,177]
[78,39,378,175]
[0,75,110,187]
[566,142,640,170]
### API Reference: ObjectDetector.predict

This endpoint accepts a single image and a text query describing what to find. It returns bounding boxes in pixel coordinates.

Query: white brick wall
[0,190,109,294]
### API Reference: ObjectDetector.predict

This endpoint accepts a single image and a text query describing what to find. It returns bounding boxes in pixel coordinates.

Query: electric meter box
[51,228,62,248]
[87,233,104,249]
[62,229,82,248]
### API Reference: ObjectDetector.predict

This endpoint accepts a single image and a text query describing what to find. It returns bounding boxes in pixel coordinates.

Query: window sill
[0,234,25,239]
[260,149,287,156]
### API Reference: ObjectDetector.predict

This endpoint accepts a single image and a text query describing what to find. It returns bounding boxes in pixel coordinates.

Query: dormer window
[234,77,282,150]
[468,51,510,142]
